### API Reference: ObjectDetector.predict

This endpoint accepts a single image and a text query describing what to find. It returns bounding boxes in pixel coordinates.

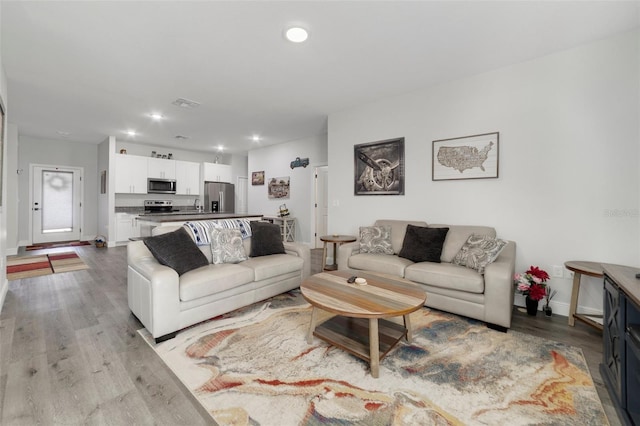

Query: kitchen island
[137,213,263,237]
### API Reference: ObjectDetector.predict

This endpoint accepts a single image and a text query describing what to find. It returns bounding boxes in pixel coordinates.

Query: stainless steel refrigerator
[204,181,235,213]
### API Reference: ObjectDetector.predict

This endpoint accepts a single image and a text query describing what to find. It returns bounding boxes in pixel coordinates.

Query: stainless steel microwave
[147,178,176,194]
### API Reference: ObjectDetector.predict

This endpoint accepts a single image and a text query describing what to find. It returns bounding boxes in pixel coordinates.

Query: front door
[31,165,83,244]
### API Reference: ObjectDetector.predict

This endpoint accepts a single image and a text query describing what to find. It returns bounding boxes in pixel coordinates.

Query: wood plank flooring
[0,246,620,425]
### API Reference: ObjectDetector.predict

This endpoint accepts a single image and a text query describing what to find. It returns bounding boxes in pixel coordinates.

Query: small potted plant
[544,287,557,317]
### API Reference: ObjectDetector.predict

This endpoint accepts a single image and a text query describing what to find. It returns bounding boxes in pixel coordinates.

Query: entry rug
[25,240,91,251]
[139,292,608,426]
[6,251,89,280]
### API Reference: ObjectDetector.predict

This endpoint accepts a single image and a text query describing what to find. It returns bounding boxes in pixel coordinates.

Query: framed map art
[432,132,499,181]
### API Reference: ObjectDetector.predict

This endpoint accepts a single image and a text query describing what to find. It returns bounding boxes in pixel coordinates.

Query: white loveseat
[127,223,310,342]
[337,220,516,330]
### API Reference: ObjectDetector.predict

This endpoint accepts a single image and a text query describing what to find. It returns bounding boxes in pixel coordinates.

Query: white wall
[328,30,640,317]
[97,136,113,243]
[0,1,8,308]
[16,136,99,246]
[5,123,18,256]
[248,134,328,245]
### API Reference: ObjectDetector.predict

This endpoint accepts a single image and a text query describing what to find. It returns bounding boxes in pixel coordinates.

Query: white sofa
[127,224,310,342]
[337,220,516,330]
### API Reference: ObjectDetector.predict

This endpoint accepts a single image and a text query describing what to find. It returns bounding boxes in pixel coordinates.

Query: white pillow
[210,228,248,264]
[452,234,507,274]
[359,225,394,254]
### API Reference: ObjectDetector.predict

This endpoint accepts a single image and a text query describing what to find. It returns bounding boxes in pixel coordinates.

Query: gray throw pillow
[249,221,286,257]
[398,225,449,263]
[359,226,394,254]
[452,234,507,274]
[210,228,248,264]
[143,227,209,275]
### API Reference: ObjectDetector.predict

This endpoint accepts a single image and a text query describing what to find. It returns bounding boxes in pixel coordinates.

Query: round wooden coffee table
[300,270,426,378]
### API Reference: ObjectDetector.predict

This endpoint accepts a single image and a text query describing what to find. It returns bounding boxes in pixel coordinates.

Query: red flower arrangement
[514,266,549,301]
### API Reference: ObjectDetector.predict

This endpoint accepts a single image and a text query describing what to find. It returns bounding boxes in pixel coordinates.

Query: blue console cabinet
[602,266,640,426]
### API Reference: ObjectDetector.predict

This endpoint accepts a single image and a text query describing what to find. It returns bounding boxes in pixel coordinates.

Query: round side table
[320,235,357,271]
[564,260,604,331]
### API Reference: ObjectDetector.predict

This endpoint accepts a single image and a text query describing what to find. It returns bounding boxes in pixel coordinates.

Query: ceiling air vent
[171,98,201,108]
[174,135,190,140]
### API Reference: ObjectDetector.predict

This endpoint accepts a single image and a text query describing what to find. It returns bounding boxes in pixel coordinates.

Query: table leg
[403,314,412,343]
[321,243,328,271]
[568,272,582,327]
[369,318,380,378]
[332,242,338,269]
[307,307,319,344]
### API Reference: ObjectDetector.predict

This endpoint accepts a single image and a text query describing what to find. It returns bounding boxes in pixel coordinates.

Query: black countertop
[136,213,263,223]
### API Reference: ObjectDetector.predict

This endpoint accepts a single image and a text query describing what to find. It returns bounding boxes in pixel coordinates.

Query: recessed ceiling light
[252,135,261,142]
[217,145,224,152]
[126,130,137,136]
[57,131,70,137]
[285,27,308,43]
[149,113,164,120]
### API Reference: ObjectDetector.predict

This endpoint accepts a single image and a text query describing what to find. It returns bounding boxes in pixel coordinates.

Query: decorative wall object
[354,137,405,195]
[268,176,290,199]
[252,171,265,185]
[290,157,309,169]
[432,132,499,181]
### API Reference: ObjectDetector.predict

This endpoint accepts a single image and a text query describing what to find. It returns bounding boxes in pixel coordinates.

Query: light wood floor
[0,246,620,425]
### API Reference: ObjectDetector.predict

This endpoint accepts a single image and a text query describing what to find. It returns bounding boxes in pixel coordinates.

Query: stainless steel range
[143,200,175,214]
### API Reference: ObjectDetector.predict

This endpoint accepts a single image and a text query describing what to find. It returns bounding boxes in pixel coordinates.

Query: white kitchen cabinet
[115,154,148,194]
[175,160,201,195]
[148,157,176,179]
[115,213,141,242]
[203,162,232,183]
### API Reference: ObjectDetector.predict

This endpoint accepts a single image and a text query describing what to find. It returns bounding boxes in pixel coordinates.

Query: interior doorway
[31,165,83,244]
[314,166,328,248]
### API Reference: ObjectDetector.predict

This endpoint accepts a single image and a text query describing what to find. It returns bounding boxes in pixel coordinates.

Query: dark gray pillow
[398,225,449,263]
[143,227,209,275]
[250,221,286,257]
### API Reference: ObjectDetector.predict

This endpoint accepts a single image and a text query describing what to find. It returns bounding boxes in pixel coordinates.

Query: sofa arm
[284,242,311,279]
[337,241,360,271]
[127,240,182,338]
[483,240,517,328]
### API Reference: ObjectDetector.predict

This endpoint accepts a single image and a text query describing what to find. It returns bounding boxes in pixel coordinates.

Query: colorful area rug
[139,291,608,426]
[25,240,91,251]
[6,251,89,280]
[5,254,53,280]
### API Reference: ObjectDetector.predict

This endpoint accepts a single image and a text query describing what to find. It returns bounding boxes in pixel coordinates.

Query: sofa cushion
[431,224,497,263]
[250,221,286,257]
[359,226,394,254]
[241,253,304,281]
[348,253,413,278]
[405,262,485,294]
[179,263,255,302]
[210,228,248,264]
[143,227,209,276]
[373,220,429,253]
[452,234,507,274]
[398,225,449,263]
